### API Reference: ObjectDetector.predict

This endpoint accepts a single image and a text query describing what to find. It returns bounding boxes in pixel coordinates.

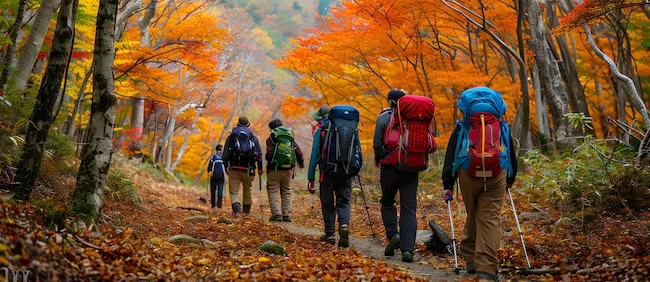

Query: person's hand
[444,189,454,203]
[375,160,380,168]
[506,182,513,189]
[258,169,263,175]
[298,164,304,169]
[307,180,315,194]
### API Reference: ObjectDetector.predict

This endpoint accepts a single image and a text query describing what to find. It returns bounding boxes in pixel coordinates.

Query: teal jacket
[307,126,323,181]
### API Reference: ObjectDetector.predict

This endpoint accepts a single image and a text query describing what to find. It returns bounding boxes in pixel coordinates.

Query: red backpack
[382,95,437,172]
[465,113,502,178]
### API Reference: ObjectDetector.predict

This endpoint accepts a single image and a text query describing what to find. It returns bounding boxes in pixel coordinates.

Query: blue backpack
[452,87,513,179]
[208,152,225,179]
[320,105,362,178]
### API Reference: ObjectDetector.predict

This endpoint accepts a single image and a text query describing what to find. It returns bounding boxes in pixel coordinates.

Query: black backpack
[229,127,257,164]
[320,105,362,178]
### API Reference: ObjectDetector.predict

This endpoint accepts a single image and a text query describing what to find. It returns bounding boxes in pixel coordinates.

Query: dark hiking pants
[380,165,419,252]
[210,177,225,208]
[319,173,352,236]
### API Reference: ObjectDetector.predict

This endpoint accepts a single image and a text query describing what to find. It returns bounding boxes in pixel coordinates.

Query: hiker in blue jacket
[207,144,226,208]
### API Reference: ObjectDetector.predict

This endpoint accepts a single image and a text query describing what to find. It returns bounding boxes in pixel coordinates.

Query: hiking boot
[467,262,476,274]
[338,224,349,248]
[216,201,222,209]
[232,202,242,214]
[319,234,336,245]
[243,204,251,214]
[384,234,400,256]
[477,271,499,282]
[282,216,291,222]
[401,250,414,263]
[269,214,283,221]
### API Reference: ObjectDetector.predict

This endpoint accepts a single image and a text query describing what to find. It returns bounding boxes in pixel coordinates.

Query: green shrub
[105,169,143,203]
[44,131,76,162]
[32,198,66,228]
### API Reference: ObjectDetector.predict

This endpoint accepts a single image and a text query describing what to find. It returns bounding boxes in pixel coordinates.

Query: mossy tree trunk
[0,0,28,93]
[70,0,118,221]
[14,0,78,200]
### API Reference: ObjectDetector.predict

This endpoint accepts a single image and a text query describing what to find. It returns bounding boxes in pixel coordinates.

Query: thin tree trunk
[12,0,62,91]
[14,0,78,199]
[533,62,551,141]
[0,0,29,93]
[170,108,202,171]
[523,0,573,147]
[584,24,650,127]
[65,65,93,138]
[70,0,118,221]
[595,79,609,138]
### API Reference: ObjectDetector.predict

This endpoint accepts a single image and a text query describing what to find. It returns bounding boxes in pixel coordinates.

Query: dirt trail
[273,221,469,281]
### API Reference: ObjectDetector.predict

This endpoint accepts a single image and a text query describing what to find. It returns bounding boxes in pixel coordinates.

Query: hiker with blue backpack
[223,116,264,214]
[265,119,305,222]
[207,144,226,208]
[307,105,363,248]
[441,87,518,282]
[374,89,437,263]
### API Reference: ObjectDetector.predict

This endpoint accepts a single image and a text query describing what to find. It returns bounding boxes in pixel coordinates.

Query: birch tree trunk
[0,0,28,92]
[170,108,202,171]
[583,24,650,127]
[129,0,157,147]
[532,62,552,148]
[12,0,62,91]
[14,0,79,200]
[70,0,118,221]
[523,0,573,147]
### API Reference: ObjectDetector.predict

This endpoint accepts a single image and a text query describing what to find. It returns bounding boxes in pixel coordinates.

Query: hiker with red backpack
[441,87,518,282]
[374,89,437,263]
[307,105,363,248]
[265,119,305,222]
[223,116,263,214]
[207,144,226,208]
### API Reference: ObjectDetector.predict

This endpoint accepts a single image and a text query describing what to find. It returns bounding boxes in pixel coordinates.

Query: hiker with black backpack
[307,105,363,248]
[441,87,518,282]
[265,119,305,222]
[373,89,437,263]
[223,116,263,214]
[207,144,226,208]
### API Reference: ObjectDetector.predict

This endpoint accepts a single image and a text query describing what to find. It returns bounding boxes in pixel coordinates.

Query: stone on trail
[258,240,286,255]
[184,215,210,222]
[169,234,201,244]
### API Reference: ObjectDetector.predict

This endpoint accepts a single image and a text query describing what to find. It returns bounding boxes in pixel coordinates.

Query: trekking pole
[507,187,532,268]
[356,175,377,238]
[446,196,460,274]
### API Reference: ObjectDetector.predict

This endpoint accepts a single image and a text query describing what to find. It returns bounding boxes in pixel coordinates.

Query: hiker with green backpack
[441,86,518,282]
[265,119,305,222]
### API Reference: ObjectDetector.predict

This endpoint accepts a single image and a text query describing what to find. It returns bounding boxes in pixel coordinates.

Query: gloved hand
[307,180,315,194]
[506,182,513,189]
[444,189,454,203]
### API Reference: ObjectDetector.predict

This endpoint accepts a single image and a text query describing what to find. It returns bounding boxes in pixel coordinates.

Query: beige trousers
[458,169,506,275]
[266,170,292,217]
[228,169,253,205]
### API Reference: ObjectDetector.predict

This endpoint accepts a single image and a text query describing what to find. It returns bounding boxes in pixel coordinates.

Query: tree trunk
[523,0,573,147]
[70,0,118,221]
[533,62,552,149]
[170,108,202,171]
[65,65,93,138]
[0,0,29,93]
[595,79,609,138]
[129,0,157,147]
[14,0,78,199]
[584,24,650,127]
[12,0,62,91]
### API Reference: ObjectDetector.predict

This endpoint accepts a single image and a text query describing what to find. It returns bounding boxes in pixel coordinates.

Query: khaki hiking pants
[266,170,293,217]
[228,169,254,205]
[458,169,506,275]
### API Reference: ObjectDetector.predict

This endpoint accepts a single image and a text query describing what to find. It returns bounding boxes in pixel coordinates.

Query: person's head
[269,119,283,130]
[387,89,406,107]
[312,105,331,122]
[237,116,250,127]
[215,144,223,151]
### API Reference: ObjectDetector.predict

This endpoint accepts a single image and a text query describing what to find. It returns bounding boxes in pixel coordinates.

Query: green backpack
[270,126,296,170]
